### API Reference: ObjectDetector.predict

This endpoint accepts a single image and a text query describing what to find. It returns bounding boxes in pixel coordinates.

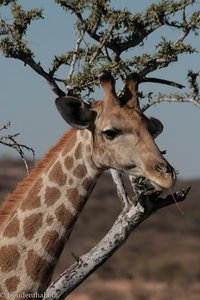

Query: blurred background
[0,1,200,299]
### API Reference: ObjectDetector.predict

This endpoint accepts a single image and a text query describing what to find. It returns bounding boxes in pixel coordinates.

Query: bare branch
[110,169,131,208]
[174,29,190,45]
[152,187,191,210]
[141,77,185,89]
[67,34,84,82]
[0,122,35,175]
[0,121,11,131]
[142,95,200,112]
[20,57,65,97]
[44,185,190,300]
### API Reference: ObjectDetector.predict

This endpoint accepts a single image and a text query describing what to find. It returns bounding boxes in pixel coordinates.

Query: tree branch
[0,122,35,174]
[67,35,83,82]
[138,7,198,77]
[141,77,185,89]
[110,169,131,208]
[19,57,65,97]
[142,95,200,112]
[0,17,10,35]
[44,185,190,300]
[88,24,115,64]
[0,9,65,97]
[105,0,196,55]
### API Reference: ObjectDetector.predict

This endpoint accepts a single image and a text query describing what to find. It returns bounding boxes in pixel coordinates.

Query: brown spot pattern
[48,162,67,186]
[62,133,77,156]
[5,276,20,292]
[55,204,74,228]
[41,230,63,257]
[86,145,97,170]
[66,188,85,210]
[46,215,54,226]
[25,250,51,283]
[64,156,74,170]
[74,142,82,160]
[45,187,61,207]
[20,179,42,211]
[3,216,20,238]
[23,213,43,240]
[69,178,74,185]
[44,159,56,173]
[82,177,91,191]
[0,245,20,272]
[73,164,87,178]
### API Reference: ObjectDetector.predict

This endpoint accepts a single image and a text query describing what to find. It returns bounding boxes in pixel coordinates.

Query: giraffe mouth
[125,164,137,170]
[123,166,175,191]
[131,176,161,194]
[121,165,142,176]
[145,171,176,191]
[148,180,164,191]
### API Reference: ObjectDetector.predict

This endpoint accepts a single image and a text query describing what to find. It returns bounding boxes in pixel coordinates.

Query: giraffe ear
[55,96,96,130]
[148,117,164,139]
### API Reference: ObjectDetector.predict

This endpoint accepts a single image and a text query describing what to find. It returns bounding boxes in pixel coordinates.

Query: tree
[0,1,199,299]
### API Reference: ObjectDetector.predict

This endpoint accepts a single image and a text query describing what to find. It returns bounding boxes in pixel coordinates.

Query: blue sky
[0,0,200,179]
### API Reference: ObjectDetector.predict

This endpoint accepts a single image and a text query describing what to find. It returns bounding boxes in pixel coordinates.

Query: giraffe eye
[103,129,121,140]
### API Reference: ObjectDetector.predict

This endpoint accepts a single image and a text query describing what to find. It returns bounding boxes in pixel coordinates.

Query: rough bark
[44,186,190,300]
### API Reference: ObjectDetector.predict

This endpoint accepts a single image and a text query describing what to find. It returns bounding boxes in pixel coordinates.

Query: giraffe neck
[0,129,102,298]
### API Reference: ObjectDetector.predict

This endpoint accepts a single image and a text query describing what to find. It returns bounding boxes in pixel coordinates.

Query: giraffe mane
[0,128,77,228]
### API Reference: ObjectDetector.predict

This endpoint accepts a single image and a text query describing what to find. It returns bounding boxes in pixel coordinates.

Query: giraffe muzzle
[154,162,174,175]
[149,160,176,190]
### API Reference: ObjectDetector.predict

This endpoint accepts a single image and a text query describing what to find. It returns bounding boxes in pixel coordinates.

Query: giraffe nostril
[154,163,174,174]
[154,163,165,173]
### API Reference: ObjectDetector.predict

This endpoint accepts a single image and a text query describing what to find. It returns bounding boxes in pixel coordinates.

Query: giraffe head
[56,73,176,190]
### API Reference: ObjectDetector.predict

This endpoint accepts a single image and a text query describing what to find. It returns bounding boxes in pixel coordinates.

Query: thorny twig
[67,34,84,82]
[0,121,11,131]
[139,12,196,78]
[173,8,191,46]
[0,17,11,36]
[89,24,115,64]
[0,122,35,175]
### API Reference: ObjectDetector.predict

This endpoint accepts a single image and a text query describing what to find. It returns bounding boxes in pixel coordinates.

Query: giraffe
[0,73,176,299]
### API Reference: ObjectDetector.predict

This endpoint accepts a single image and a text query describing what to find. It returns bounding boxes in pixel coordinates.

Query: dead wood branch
[0,122,35,174]
[142,95,200,111]
[44,184,190,300]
